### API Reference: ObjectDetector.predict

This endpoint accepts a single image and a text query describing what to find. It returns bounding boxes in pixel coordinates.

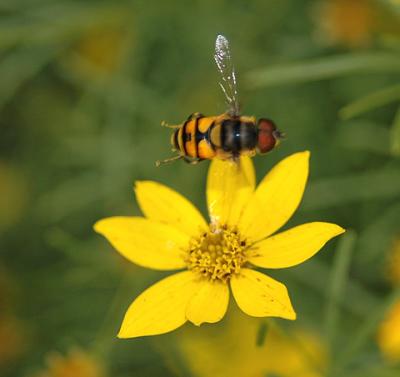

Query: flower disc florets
[185,225,248,282]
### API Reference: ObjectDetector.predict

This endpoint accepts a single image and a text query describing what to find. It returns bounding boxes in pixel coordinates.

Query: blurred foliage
[0,0,399,376]
[162,307,327,377]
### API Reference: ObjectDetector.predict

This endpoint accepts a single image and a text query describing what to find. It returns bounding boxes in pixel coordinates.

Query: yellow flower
[94,152,344,338]
[377,237,400,363]
[61,21,132,82]
[386,237,400,286]
[377,300,400,363]
[0,266,25,365]
[31,349,106,377]
[0,316,24,365]
[313,0,376,48]
[170,309,327,377]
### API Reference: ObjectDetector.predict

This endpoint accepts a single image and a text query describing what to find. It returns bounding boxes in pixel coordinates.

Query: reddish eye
[257,118,277,154]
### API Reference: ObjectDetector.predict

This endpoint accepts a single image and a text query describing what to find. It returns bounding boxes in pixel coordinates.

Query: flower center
[185,225,248,282]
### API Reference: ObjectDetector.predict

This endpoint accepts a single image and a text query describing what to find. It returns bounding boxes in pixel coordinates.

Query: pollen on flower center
[185,225,248,282]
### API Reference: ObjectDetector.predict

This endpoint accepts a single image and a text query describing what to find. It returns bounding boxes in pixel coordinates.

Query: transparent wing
[214,34,240,117]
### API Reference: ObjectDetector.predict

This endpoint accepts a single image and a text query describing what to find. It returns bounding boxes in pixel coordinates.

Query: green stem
[245,53,400,88]
[91,270,131,360]
[332,287,400,375]
[324,231,357,355]
[390,106,400,156]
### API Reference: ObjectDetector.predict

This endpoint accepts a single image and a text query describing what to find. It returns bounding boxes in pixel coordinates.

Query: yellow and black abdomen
[172,114,218,160]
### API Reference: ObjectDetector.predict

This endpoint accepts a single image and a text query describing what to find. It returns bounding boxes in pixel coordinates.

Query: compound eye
[257,119,277,154]
[257,118,276,132]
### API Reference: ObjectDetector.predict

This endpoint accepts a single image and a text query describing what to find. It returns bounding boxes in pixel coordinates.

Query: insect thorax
[210,116,257,155]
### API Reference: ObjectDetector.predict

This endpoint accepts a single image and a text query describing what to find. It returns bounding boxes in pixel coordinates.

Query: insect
[156,34,283,166]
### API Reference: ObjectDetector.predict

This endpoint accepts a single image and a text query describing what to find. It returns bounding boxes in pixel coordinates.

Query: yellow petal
[249,222,345,269]
[118,271,199,338]
[231,268,296,320]
[135,181,207,237]
[239,151,310,241]
[186,280,229,326]
[207,156,255,227]
[94,216,187,270]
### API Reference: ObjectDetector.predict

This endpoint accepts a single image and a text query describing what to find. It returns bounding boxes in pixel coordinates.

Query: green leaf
[336,121,390,155]
[256,320,269,347]
[377,0,400,14]
[0,3,128,49]
[0,46,57,108]
[34,173,104,223]
[245,53,400,88]
[290,259,379,318]
[333,287,400,373]
[302,167,400,211]
[390,107,400,157]
[343,365,400,377]
[339,84,400,120]
[355,202,400,264]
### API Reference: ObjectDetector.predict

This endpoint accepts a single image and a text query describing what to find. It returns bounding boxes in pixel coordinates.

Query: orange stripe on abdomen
[198,117,217,133]
[198,139,216,159]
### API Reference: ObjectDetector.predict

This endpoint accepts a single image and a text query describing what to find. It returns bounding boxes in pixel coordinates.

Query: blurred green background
[1,0,400,376]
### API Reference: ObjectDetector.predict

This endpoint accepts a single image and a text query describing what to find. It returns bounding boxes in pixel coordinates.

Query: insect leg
[155,155,183,167]
[161,121,180,129]
[186,112,204,121]
[183,156,204,165]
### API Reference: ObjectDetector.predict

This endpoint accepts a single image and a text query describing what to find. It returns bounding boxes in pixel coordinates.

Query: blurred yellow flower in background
[0,316,24,366]
[61,22,132,82]
[386,237,400,286]
[377,237,400,363]
[0,266,25,367]
[94,152,344,338]
[377,300,400,364]
[313,0,376,47]
[172,309,327,377]
[31,349,106,377]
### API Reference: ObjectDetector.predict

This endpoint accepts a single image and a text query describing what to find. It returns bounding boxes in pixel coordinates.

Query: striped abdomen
[172,115,218,160]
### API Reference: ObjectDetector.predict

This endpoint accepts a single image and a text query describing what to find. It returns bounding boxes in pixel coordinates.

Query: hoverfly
[156,34,283,166]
